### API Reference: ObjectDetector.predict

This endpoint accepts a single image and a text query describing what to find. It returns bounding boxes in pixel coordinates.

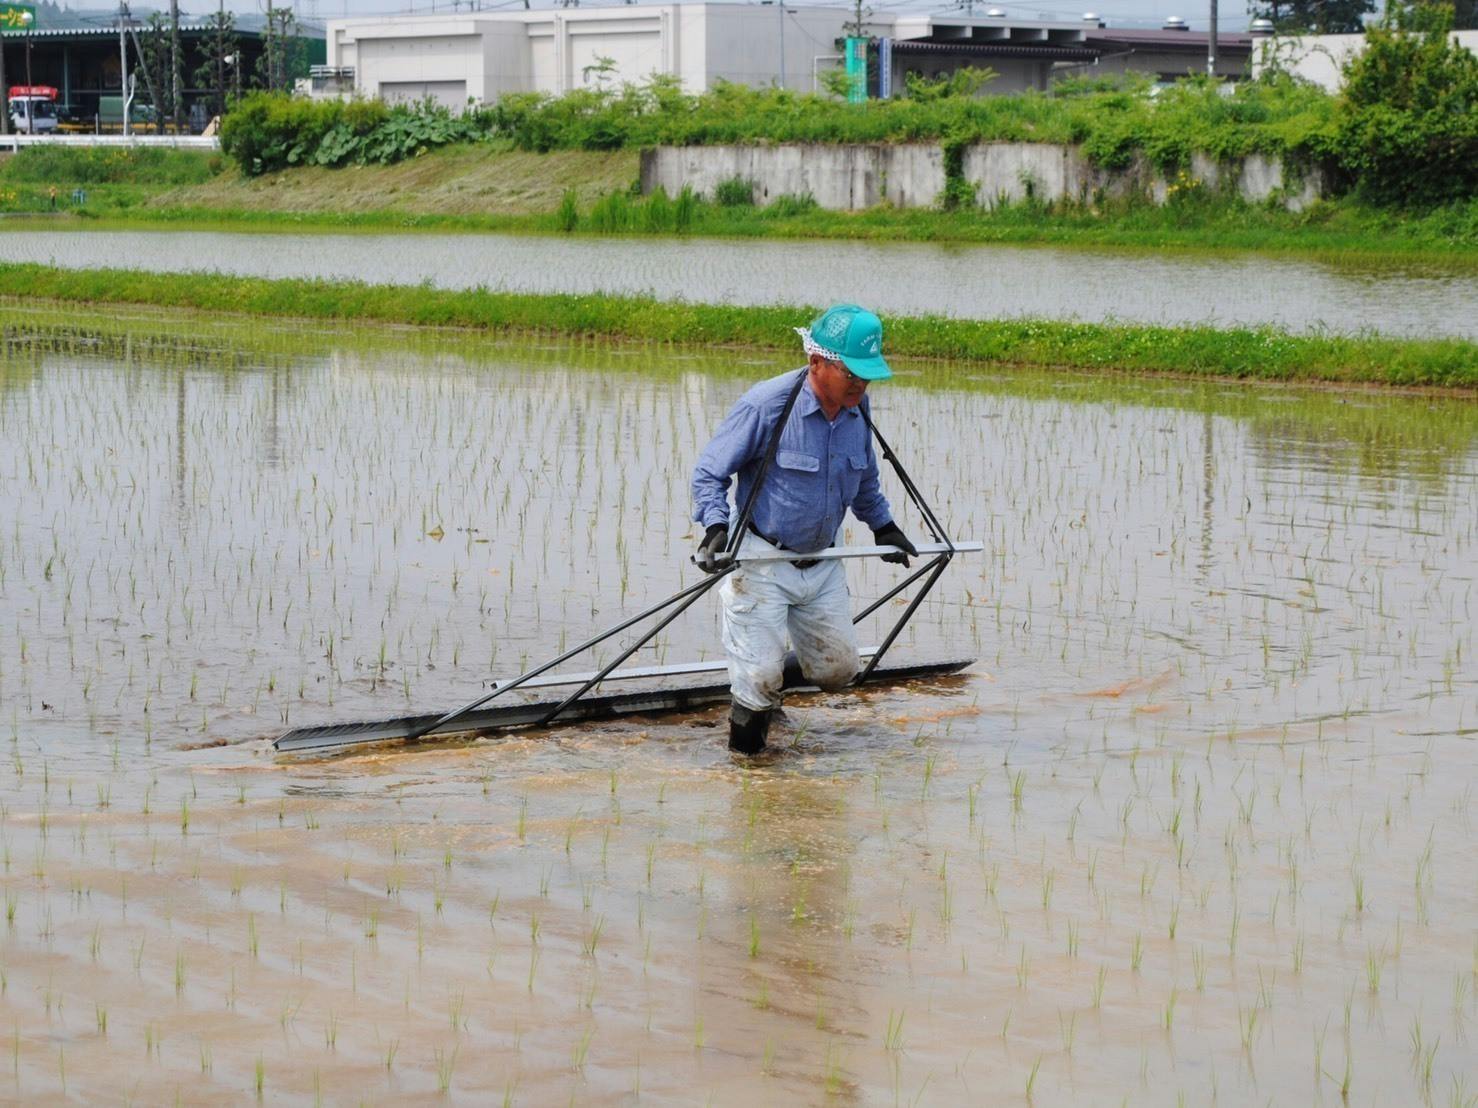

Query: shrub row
[223,73,1338,178]
[219,95,486,176]
[217,6,1475,206]
[0,145,219,185]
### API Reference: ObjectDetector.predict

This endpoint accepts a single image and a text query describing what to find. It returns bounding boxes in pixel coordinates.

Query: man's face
[809,353,869,411]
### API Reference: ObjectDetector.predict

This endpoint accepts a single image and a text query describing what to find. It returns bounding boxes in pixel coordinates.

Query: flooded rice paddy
[5,229,1478,337]
[0,307,1475,1104]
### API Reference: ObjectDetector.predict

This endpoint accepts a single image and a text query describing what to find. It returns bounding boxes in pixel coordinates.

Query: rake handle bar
[404,568,732,742]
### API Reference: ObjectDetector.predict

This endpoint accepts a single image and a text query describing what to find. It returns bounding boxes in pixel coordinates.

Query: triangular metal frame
[273,369,972,752]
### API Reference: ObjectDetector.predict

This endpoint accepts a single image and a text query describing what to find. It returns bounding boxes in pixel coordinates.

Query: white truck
[7,85,59,134]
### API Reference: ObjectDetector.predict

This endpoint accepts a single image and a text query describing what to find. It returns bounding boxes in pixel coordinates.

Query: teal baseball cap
[796,303,892,381]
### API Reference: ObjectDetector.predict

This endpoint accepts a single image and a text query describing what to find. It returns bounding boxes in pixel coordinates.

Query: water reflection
[3,229,1476,337]
[0,313,1473,1105]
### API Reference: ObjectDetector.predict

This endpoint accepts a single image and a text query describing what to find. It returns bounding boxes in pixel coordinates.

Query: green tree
[1337,2,1478,203]
[255,7,311,93]
[192,3,239,119]
[138,13,174,126]
[1249,0,1375,33]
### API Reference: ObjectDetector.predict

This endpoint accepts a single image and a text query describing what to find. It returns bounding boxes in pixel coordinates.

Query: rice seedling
[572,1026,593,1071]
[1239,1006,1259,1054]
[884,1010,905,1051]
[583,915,605,958]
[434,1045,458,1093]
[1058,1009,1077,1054]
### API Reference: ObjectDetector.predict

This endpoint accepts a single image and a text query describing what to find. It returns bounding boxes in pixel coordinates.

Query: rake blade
[272,656,973,754]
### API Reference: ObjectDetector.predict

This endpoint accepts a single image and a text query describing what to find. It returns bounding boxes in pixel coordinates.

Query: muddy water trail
[0,313,1474,1104]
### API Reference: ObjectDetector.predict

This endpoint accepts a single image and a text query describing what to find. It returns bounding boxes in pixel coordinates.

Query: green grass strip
[1,262,1472,389]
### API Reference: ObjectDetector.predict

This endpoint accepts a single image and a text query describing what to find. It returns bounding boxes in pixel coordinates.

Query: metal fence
[0,134,220,152]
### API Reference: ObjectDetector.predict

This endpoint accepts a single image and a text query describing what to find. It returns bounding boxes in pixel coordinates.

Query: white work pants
[720,532,860,711]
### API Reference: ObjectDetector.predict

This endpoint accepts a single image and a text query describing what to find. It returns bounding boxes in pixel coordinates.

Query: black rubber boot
[780,651,804,689]
[728,703,773,755]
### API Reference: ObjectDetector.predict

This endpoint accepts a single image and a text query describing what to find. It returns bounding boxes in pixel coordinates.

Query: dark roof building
[1081,27,1252,81]
[876,13,1250,96]
[1,3,324,127]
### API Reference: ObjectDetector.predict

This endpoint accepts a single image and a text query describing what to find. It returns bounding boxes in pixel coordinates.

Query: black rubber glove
[872,522,918,567]
[696,523,730,574]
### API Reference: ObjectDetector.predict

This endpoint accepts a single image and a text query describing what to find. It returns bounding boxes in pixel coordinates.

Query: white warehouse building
[324,3,1233,109]
[325,3,865,107]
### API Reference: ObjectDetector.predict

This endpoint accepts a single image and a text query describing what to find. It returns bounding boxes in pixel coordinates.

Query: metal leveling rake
[274,372,981,754]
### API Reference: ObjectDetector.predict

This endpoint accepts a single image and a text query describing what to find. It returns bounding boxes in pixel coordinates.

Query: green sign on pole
[844,36,868,103]
[0,4,36,33]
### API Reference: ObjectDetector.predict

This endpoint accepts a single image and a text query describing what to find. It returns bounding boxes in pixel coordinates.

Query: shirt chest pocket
[776,450,820,474]
[774,450,822,504]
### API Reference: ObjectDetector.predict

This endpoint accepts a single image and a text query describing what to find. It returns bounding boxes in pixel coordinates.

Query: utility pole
[22,9,32,89]
[777,1,785,90]
[1208,0,1218,76]
[122,7,161,132]
[119,2,130,135]
[169,0,182,131]
[265,0,275,90]
[215,0,225,113]
[0,22,8,135]
[20,8,31,90]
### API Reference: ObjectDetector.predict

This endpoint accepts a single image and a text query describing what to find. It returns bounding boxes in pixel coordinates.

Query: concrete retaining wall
[640,143,946,210]
[640,142,1324,212]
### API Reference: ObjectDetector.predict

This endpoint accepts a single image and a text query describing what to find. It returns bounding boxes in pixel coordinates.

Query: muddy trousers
[720,533,861,712]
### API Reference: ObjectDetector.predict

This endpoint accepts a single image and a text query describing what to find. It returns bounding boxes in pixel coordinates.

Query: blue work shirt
[692,368,893,554]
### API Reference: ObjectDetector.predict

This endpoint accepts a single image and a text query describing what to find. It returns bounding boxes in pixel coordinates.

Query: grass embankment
[2,262,1472,389]
[149,144,642,217]
[0,145,218,215]
[3,145,1476,262]
[0,144,644,228]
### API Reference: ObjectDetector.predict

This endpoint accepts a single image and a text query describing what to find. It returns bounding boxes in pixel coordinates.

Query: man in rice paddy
[692,303,917,754]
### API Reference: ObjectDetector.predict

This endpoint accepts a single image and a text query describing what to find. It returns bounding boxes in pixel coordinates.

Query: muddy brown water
[0,308,1474,1104]
[4,228,1478,337]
